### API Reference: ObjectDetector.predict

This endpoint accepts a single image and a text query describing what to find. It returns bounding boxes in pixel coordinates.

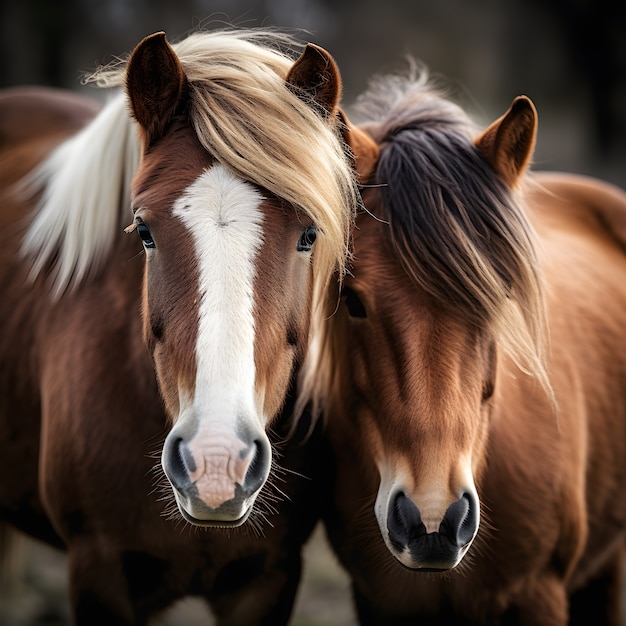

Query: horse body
[524,173,626,591]
[0,87,104,547]
[0,30,360,625]
[311,72,626,625]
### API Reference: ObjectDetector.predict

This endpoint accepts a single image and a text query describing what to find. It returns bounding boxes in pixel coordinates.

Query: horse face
[124,32,352,526]
[339,212,495,569]
[130,125,315,526]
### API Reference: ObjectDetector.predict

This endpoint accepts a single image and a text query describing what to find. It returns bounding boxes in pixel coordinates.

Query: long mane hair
[300,65,550,417]
[21,29,358,298]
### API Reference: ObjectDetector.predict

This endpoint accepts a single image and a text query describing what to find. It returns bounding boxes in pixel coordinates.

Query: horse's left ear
[286,43,342,118]
[338,110,380,185]
[474,96,537,188]
[126,32,187,145]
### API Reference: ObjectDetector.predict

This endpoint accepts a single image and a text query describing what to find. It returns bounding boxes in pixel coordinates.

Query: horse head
[321,87,542,569]
[125,32,359,527]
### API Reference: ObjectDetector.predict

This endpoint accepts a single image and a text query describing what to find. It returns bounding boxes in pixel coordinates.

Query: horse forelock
[174,31,356,300]
[301,69,551,411]
[379,126,524,325]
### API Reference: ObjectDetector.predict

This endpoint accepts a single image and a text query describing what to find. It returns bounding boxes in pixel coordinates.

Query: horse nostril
[242,439,270,496]
[387,492,425,551]
[163,436,194,490]
[440,492,478,548]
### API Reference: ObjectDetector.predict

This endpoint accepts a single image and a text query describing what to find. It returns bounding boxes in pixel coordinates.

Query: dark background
[1,0,625,187]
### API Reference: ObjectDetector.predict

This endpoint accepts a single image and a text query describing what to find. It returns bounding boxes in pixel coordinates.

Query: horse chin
[173,492,255,528]
[384,536,471,572]
[178,506,252,529]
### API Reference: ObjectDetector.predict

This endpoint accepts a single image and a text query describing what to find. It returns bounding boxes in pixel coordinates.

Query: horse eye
[482,379,495,402]
[343,287,367,319]
[136,223,156,249]
[297,225,317,252]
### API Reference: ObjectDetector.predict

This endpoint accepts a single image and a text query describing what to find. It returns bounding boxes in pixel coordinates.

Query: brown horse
[0,29,370,625]
[303,69,626,624]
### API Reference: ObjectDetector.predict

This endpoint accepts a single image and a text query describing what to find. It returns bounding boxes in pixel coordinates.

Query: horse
[0,28,373,625]
[302,68,626,625]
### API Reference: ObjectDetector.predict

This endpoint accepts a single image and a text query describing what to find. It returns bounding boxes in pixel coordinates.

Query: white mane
[20,92,140,295]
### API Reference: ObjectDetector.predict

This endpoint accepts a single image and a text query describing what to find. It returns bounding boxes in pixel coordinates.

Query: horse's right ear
[474,96,537,188]
[126,32,187,145]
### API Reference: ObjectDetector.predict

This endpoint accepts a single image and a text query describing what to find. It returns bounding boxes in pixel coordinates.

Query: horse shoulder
[521,171,626,588]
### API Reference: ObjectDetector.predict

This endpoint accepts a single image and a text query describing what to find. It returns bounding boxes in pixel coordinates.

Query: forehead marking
[172,163,264,426]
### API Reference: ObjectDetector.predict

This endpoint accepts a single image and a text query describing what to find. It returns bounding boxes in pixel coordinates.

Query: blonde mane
[22,29,358,298]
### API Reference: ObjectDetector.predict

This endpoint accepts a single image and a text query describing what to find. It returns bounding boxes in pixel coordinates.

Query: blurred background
[0,1,625,624]
[1,0,625,187]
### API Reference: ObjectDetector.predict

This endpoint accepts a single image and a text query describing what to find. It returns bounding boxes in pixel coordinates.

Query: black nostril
[387,492,425,551]
[440,492,478,547]
[163,436,194,490]
[242,439,269,495]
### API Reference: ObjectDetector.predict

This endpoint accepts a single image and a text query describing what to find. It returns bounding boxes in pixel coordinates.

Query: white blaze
[172,163,265,432]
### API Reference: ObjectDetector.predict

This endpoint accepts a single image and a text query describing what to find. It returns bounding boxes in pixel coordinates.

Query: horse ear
[126,32,187,145]
[337,110,380,185]
[475,96,537,188]
[286,43,342,117]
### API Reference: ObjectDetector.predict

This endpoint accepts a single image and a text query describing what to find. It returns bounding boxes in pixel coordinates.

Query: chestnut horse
[304,70,626,625]
[0,29,368,625]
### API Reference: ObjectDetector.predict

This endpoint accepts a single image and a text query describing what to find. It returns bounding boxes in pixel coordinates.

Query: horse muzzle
[383,490,479,570]
[161,428,271,527]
